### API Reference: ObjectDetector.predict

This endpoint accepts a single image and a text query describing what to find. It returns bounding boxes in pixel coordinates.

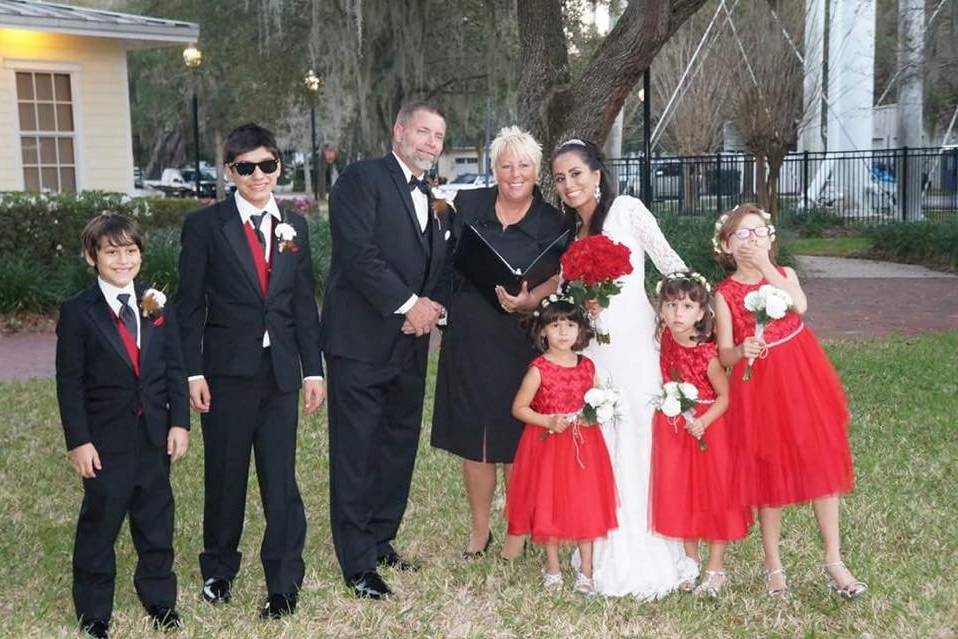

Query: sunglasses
[230,159,279,176]
[731,225,774,240]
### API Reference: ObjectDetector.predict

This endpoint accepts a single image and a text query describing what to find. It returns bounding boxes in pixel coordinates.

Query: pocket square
[444,230,451,241]
[153,315,165,327]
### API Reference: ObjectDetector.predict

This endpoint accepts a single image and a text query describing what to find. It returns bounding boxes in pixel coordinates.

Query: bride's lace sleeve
[629,198,687,275]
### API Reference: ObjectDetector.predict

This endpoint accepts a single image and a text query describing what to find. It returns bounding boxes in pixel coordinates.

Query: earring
[593,182,601,202]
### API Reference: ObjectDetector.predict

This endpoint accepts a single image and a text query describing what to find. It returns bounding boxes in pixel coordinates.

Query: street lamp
[641,68,652,204]
[304,69,323,201]
[183,44,202,198]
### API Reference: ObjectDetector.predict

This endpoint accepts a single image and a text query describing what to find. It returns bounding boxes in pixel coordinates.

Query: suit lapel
[219,199,263,297]
[136,284,155,368]
[267,211,291,300]
[86,287,135,373]
[385,154,428,253]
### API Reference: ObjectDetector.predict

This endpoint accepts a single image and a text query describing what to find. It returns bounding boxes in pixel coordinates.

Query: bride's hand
[584,299,602,318]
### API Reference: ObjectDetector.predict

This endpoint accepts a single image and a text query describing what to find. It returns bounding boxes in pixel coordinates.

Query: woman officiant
[431,126,572,560]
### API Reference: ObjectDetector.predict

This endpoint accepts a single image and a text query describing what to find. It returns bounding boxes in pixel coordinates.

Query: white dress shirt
[391,152,428,314]
[98,277,140,349]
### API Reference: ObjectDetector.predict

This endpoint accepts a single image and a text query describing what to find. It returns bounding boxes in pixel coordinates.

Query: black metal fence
[609,147,958,224]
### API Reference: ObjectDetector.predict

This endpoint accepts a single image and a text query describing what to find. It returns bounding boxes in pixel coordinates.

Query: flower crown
[711,206,774,254]
[533,291,578,317]
[655,271,711,295]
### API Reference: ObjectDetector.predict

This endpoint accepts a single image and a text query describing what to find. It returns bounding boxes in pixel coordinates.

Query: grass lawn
[784,236,873,258]
[1,333,956,638]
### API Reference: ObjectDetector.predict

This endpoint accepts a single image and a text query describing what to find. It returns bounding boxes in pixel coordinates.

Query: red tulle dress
[717,271,854,508]
[506,355,618,544]
[651,329,753,541]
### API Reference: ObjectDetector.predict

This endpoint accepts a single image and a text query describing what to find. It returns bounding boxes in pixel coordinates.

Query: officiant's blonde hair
[490,126,542,180]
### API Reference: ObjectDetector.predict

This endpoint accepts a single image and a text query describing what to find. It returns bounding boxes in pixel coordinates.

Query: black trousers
[199,349,306,595]
[73,422,176,623]
[326,342,428,581]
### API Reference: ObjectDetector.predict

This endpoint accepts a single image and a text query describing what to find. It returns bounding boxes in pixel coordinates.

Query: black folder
[454,223,569,312]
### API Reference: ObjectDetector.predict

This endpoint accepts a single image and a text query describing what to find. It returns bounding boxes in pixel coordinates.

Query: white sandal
[542,570,563,590]
[765,567,788,598]
[693,570,727,598]
[573,571,594,596]
[823,561,868,599]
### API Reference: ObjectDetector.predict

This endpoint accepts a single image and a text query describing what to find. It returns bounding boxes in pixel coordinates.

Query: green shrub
[778,207,850,237]
[864,219,958,270]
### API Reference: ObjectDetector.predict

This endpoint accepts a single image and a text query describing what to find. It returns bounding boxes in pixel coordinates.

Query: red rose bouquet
[560,234,633,343]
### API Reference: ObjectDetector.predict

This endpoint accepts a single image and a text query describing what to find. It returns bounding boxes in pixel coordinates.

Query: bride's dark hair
[550,139,616,237]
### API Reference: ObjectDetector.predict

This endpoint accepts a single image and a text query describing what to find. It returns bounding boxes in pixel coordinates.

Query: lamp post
[183,44,202,198]
[304,69,323,201]
[641,68,652,204]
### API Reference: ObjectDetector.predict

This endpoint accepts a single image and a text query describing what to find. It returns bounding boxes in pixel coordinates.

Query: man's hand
[403,297,442,336]
[189,377,211,413]
[303,378,326,415]
[167,427,190,462]
[68,443,101,479]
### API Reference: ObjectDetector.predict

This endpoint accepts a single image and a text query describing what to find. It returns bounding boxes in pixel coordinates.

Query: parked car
[434,172,496,200]
[143,167,217,198]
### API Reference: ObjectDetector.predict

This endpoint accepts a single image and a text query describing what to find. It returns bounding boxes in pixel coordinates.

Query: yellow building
[0,0,197,193]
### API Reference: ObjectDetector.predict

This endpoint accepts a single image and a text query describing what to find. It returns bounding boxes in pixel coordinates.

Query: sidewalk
[2,256,955,382]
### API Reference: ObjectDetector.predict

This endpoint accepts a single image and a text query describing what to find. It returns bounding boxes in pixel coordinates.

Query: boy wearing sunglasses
[175,123,325,619]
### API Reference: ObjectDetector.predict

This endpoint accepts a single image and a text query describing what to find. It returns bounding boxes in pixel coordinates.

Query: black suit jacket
[55,283,190,454]
[319,153,453,364]
[175,198,324,392]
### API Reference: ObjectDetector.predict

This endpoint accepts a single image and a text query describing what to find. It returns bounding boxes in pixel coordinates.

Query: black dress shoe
[260,592,297,619]
[378,550,421,572]
[80,619,110,639]
[348,570,393,600]
[202,577,232,604]
[146,606,182,631]
[463,529,494,560]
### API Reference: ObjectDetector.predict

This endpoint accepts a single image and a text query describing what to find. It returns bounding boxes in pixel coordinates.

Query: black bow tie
[408,175,430,196]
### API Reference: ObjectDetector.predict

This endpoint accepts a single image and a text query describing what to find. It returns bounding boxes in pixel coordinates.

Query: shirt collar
[97,277,136,315]
[392,151,425,182]
[234,191,281,224]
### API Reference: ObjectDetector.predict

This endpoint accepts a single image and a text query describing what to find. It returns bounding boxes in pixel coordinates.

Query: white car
[435,173,496,200]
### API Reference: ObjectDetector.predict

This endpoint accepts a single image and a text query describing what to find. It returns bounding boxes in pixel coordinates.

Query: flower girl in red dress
[713,203,865,599]
[651,272,753,598]
[507,299,617,596]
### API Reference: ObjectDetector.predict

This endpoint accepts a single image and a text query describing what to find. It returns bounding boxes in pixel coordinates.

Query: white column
[800,0,826,153]
[897,0,924,220]
[827,0,875,153]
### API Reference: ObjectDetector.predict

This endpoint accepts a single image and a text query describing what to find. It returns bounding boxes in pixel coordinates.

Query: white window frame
[4,59,83,192]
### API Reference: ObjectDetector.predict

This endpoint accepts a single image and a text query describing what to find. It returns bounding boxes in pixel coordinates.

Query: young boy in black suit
[56,213,190,639]
[175,124,325,618]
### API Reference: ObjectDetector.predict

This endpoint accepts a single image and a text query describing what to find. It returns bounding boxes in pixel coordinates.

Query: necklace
[495,199,530,228]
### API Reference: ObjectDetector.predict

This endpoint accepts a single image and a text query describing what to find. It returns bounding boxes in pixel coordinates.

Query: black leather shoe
[202,577,232,604]
[463,529,494,560]
[378,550,421,572]
[80,619,110,639]
[146,606,182,631]
[260,592,297,619]
[348,571,393,600]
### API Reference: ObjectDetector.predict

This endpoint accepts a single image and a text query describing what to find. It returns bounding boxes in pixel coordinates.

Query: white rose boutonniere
[141,288,167,324]
[275,222,299,253]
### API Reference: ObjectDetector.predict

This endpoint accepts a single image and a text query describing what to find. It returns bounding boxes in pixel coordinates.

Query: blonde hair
[489,126,542,181]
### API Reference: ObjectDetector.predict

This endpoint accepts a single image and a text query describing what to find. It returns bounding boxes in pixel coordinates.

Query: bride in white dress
[552,139,698,598]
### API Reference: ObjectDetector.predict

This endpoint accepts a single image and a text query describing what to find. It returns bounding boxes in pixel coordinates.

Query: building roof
[0,0,198,46]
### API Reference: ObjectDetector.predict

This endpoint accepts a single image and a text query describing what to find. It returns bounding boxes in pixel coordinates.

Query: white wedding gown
[572,196,698,598]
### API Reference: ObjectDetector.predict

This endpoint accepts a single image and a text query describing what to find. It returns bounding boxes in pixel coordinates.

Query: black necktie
[117,293,138,345]
[249,212,267,249]
[408,175,429,196]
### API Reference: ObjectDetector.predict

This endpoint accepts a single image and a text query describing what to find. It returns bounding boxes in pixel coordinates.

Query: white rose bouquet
[539,382,621,441]
[742,284,793,381]
[652,379,706,451]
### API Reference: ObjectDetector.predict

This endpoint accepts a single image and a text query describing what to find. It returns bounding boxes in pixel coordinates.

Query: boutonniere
[275,222,299,253]
[429,183,455,221]
[141,288,167,324]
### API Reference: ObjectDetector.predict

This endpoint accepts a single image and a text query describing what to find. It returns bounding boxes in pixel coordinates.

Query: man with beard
[320,102,451,599]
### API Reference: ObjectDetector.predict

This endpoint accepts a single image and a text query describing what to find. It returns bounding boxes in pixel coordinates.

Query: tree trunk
[518,0,709,162]
[144,125,186,180]
[214,127,225,201]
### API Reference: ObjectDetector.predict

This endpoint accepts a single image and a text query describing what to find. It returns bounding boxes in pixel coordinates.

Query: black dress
[431,186,572,463]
